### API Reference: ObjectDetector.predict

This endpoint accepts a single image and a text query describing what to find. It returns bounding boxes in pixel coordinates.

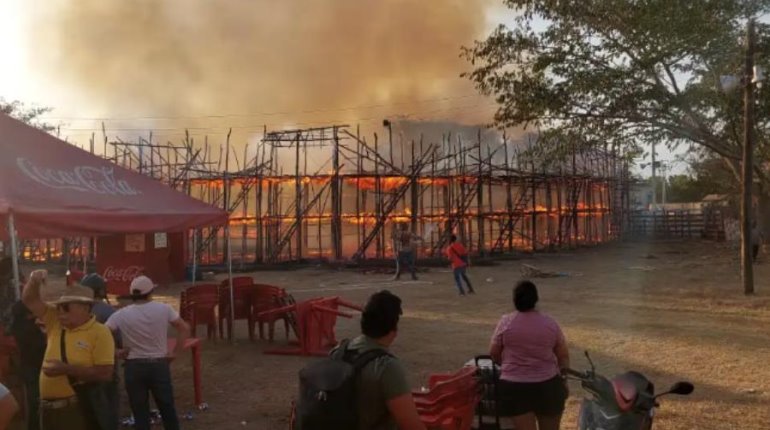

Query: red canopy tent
[0,112,229,296]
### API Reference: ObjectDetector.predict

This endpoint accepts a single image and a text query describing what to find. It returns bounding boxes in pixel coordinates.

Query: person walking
[392,222,421,281]
[21,269,116,430]
[105,276,190,430]
[446,235,475,296]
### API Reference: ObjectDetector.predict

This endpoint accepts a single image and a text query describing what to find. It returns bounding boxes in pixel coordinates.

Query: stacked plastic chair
[180,284,220,340]
[218,276,256,340]
[414,366,481,430]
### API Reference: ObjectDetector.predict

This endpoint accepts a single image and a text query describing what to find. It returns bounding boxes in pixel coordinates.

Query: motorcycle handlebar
[563,368,588,379]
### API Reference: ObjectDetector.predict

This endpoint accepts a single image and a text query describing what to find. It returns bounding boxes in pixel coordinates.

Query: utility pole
[651,142,656,210]
[661,164,667,205]
[742,18,756,295]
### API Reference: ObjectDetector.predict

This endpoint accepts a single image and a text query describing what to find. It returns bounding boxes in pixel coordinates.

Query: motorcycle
[565,352,694,430]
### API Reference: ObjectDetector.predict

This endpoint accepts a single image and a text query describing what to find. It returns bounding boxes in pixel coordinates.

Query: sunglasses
[56,302,90,313]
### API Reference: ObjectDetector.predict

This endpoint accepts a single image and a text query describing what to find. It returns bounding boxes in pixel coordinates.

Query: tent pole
[191,229,197,286]
[7,213,21,300]
[226,224,234,342]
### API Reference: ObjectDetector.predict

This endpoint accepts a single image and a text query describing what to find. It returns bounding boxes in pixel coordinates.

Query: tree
[0,99,56,133]
[463,0,770,293]
[463,0,770,189]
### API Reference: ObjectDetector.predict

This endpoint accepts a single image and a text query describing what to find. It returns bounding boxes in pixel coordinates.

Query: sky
[0,0,679,177]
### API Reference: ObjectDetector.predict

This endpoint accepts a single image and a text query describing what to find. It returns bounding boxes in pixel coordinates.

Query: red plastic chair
[415,366,480,430]
[66,268,85,286]
[419,391,480,430]
[250,284,293,342]
[180,284,220,340]
[218,278,256,340]
[413,366,478,409]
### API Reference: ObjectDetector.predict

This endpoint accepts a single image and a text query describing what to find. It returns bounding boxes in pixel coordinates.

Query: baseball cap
[130,275,156,296]
[79,273,107,297]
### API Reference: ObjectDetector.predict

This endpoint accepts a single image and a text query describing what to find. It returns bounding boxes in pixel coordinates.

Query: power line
[56,101,499,133]
[40,93,485,121]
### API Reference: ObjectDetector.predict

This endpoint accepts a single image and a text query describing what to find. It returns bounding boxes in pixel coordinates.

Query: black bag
[294,339,391,430]
[60,330,118,430]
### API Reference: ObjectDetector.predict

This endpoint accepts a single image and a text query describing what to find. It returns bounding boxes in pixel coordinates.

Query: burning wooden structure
[19,123,631,267]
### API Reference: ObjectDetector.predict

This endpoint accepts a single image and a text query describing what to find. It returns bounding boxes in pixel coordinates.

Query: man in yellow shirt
[21,269,115,430]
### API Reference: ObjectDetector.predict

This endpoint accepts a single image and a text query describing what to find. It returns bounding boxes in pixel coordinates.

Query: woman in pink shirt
[489,280,570,430]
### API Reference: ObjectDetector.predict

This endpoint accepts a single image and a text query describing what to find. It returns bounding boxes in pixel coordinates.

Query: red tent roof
[0,113,228,239]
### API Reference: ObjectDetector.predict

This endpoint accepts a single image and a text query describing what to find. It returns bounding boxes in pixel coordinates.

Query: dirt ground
[67,239,770,429]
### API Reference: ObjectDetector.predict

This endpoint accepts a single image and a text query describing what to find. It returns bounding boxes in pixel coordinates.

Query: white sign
[154,233,168,249]
[17,157,142,196]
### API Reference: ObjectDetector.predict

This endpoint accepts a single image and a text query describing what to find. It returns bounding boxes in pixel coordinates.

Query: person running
[446,235,475,296]
[105,276,190,430]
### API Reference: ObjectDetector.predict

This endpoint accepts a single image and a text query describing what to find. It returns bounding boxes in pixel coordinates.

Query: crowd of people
[0,228,569,430]
[5,271,189,430]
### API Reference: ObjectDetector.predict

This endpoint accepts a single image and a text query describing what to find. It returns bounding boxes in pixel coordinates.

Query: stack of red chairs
[218,277,256,340]
[250,284,293,342]
[180,284,220,340]
[414,366,480,430]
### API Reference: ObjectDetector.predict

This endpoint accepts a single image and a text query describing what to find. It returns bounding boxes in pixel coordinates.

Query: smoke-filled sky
[0,0,516,147]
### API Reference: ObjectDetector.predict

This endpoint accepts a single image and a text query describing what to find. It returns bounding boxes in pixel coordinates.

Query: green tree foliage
[463,0,770,183]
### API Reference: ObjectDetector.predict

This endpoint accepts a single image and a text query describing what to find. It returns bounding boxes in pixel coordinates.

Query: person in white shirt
[105,276,190,430]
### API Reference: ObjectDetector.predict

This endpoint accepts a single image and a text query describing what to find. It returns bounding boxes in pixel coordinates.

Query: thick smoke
[29,0,495,144]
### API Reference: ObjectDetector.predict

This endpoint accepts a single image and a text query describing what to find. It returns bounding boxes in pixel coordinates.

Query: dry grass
[137,239,770,429]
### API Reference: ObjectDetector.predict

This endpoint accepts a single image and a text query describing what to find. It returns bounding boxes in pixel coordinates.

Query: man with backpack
[295,290,426,430]
[446,235,475,296]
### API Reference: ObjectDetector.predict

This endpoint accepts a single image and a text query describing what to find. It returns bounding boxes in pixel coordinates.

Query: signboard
[125,234,145,252]
[154,233,168,249]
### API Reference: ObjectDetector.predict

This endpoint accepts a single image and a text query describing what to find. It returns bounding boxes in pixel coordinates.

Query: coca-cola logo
[17,157,142,196]
[103,266,145,283]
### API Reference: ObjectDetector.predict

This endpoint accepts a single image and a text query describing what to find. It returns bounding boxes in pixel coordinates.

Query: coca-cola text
[103,266,145,283]
[17,157,142,196]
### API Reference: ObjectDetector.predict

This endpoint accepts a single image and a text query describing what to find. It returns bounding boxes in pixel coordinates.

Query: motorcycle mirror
[668,381,694,396]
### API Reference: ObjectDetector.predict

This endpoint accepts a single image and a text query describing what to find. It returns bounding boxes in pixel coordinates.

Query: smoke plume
[29,0,496,143]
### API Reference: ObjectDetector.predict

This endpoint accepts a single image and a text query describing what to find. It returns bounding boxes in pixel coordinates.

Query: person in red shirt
[446,235,475,296]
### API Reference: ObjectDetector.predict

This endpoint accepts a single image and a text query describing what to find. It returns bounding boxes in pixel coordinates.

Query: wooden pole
[295,134,302,260]
[476,130,484,255]
[332,127,342,260]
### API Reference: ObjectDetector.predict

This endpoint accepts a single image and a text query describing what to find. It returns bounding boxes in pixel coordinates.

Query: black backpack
[294,339,391,430]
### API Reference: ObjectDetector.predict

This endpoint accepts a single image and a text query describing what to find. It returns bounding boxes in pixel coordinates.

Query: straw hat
[46,284,95,306]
